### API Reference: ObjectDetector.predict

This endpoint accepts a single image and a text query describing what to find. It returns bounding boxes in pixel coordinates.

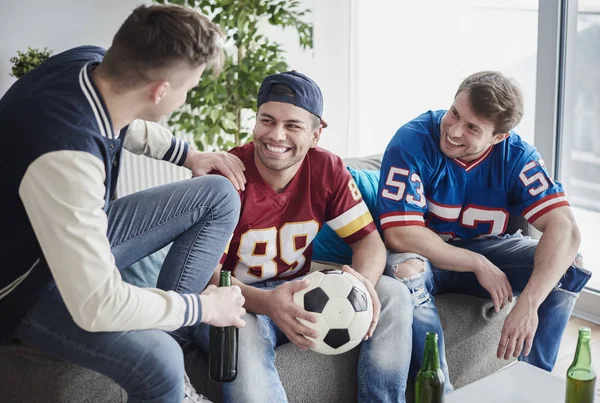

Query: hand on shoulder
[184,148,246,191]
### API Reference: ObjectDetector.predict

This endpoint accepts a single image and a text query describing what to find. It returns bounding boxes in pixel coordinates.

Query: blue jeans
[385,232,591,394]
[186,276,413,403]
[11,176,240,403]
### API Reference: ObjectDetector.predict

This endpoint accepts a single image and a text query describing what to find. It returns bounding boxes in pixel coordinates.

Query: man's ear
[491,131,510,145]
[310,125,323,148]
[149,80,170,105]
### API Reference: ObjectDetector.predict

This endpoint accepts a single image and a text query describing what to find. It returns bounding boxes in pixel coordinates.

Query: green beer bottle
[209,270,238,382]
[565,327,596,403]
[416,331,445,403]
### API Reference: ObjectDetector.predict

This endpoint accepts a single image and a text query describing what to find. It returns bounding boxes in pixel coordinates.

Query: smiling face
[252,101,321,174]
[439,90,509,161]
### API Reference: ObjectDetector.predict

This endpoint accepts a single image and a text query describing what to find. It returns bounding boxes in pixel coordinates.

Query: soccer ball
[292,269,373,355]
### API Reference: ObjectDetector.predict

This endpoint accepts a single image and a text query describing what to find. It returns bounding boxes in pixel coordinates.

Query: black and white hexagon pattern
[292,269,373,355]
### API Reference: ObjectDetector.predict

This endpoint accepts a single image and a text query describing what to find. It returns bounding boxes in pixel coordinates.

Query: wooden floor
[552,316,600,394]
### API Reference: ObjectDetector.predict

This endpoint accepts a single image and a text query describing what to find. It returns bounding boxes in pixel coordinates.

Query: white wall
[0,0,353,195]
[350,0,539,157]
[256,0,352,157]
[0,0,150,96]
[0,0,353,156]
[1,1,540,160]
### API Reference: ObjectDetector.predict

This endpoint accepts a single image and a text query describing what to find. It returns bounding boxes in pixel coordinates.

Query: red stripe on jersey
[381,220,426,229]
[522,192,566,216]
[380,211,425,218]
[527,201,570,224]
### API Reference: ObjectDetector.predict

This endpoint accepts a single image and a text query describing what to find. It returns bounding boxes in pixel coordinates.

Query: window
[559,0,600,291]
[349,0,539,157]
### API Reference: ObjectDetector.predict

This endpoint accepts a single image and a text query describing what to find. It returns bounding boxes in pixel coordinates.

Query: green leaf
[151,0,313,151]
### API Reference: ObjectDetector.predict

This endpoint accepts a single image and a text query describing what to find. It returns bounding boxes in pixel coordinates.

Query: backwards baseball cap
[257,70,328,128]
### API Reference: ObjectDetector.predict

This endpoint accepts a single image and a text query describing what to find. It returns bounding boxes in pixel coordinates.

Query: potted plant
[154,0,313,151]
[10,47,53,79]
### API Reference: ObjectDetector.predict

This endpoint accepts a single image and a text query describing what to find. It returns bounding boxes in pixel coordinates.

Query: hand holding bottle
[200,283,246,328]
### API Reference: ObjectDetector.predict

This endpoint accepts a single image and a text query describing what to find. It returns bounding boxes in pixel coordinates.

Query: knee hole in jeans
[392,259,431,307]
[392,258,425,279]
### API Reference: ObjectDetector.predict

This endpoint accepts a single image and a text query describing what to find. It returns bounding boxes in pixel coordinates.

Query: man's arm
[495,149,580,360]
[384,225,513,312]
[124,120,247,190]
[385,225,481,272]
[349,230,385,286]
[497,206,580,359]
[19,151,244,332]
[523,206,580,306]
[347,230,386,339]
[124,119,189,165]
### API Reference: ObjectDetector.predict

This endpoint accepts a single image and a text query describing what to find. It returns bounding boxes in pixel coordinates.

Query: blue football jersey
[377,110,569,240]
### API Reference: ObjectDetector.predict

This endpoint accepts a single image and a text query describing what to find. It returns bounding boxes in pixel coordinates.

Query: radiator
[116,150,191,197]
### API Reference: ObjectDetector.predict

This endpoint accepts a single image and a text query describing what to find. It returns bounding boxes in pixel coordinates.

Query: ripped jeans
[385,232,591,393]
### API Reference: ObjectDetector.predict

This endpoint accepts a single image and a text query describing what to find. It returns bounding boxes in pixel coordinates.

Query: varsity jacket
[0,46,202,338]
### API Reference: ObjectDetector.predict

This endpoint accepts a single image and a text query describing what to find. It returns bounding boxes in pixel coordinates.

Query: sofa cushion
[0,341,126,403]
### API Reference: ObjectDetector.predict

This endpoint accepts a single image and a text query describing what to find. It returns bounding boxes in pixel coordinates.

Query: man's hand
[472,254,513,313]
[341,265,381,340]
[199,285,246,328]
[264,279,318,350]
[497,297,539,360]
[184,149,246,191]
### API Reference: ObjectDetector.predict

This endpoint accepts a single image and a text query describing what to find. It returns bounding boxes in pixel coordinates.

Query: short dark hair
[455,71,524,134]
[101,4,224,90]
[268,83,321,130]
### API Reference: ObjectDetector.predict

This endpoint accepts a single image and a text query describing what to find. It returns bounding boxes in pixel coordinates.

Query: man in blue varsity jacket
[0,5,247,403]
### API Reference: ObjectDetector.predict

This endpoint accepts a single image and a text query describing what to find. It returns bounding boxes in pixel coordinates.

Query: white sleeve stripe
[81,64,113,140]
[0,258,40,300]
[191,294,200,324]
[182,294,200,326]
[174,139,186,165]
[169,139,181,163]
[523,196,568,220]
[380,215,425,225]
[78,66,107,139]
[326,202,370,230]
[183,294,192,326]
[427,199,461,220]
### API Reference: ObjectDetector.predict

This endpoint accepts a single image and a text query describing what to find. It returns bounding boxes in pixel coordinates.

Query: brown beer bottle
[416,331,445,403]
[209,270,238,382]
[565,327,597,403]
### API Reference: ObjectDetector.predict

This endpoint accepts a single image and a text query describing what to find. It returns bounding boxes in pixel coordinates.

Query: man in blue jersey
[0,4,247,403]
[379,71,591,392]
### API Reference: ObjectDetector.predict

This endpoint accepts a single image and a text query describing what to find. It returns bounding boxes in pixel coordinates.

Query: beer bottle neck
[219,271,232,287]
[422,337,441,371]
[572,335,593,369]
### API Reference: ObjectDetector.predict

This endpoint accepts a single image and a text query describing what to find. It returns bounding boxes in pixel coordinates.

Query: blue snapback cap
[257,70,328,128]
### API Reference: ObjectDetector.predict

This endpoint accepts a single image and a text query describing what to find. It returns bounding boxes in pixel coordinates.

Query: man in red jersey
[187,71,413,403]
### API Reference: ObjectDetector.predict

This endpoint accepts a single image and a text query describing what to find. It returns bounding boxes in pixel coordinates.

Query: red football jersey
[221,143,376,284]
